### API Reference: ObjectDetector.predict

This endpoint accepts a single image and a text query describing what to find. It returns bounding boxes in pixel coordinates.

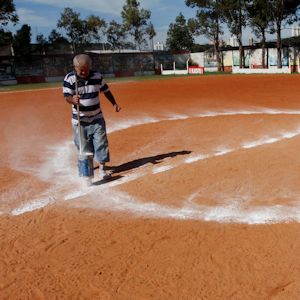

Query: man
[63,54,121,179]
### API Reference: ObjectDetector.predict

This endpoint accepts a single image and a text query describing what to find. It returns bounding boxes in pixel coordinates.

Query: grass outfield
[1,72,299,92]
[0,73,232,92]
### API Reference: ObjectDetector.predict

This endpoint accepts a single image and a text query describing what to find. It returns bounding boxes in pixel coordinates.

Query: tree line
[167,0,300,69]
[1,0,300,70]
[0,0,156,54]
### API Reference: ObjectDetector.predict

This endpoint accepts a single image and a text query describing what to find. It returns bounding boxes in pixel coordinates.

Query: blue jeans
[72,118,110,163]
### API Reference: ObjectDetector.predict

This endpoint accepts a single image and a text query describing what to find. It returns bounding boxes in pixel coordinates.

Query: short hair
[73,54,92,68]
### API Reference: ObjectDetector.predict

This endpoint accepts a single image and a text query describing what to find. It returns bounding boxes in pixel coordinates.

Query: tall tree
[121,0,151,50]
[0,0,18,49]
[57,8,106,52]
[269,0,300,68]
[0,0,18,27]
[146,22,156,51]
[221,0,247,68]
[47,29,70,53]
[57,8,82,52]
[12,24,31,56]
[85,15,106,43]
[106,20,128,50]
[0,28,13,46]
[246,0,272,68]
[48,29,69,45]
[186,0,224,71]
[36,33,48,54]
[166,13,194,51]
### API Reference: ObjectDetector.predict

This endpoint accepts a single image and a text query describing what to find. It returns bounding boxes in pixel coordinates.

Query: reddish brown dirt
[1,75,300,299]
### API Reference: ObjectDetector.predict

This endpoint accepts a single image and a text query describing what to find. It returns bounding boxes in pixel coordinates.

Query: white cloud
[22,0,124,16]
[22,0,166,16]
[141,0,163,10]
[18,7,55,28]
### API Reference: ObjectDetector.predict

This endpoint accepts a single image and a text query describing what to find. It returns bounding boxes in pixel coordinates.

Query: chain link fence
[0,50,192,84]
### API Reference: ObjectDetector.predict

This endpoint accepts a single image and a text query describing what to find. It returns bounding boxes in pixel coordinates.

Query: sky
[7,0,297,46]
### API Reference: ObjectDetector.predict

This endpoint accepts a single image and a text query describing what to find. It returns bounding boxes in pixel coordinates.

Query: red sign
[188,66,204,74]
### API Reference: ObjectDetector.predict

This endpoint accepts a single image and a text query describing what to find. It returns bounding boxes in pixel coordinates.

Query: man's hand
[66,95,80,105]
[104,90,121,112]
[114,104,121,112]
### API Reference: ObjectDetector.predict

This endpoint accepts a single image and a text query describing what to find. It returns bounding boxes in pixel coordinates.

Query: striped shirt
[63,70,110,125]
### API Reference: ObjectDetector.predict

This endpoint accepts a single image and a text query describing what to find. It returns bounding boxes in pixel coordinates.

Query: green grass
[3,71,296,92]
[0,81,62,92]
[0,74,191,92]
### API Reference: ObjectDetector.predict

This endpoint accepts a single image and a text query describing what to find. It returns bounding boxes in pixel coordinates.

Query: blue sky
[8,0,295,45]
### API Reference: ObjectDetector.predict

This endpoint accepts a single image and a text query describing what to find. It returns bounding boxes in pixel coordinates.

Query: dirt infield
[1,74,300,298]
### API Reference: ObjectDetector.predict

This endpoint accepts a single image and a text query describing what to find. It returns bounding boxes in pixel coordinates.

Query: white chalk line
[107,107,300,133]
[11,196,56,216]
[7,108,300,224]
[11,137,300,223]
[67,186,300,224]
[0,87,60,95]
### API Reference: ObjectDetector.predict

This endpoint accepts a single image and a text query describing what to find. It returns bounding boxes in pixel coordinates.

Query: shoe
[99,164,111,180]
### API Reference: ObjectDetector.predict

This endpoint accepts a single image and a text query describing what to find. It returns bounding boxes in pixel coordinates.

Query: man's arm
[63,72,80,105]
[104,90,121,112]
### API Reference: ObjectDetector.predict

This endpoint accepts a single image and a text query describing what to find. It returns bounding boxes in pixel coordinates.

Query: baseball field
[1,74,300,298]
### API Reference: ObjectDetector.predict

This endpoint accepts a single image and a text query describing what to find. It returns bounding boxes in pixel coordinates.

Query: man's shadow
[106,150,192,174]
[93,150,192,185]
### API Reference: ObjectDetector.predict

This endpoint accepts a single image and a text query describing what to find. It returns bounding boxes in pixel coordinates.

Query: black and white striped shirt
[63,70,110,125]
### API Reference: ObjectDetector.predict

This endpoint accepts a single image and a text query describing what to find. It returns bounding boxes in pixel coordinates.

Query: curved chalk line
[9,108,300,224]
[107,107,300,133]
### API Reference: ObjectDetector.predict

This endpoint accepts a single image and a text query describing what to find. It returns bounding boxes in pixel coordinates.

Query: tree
[85,14,106,43]
[36,33,48,54]
[146,22,156,51]
[0,28,13,46]
[13,24,31,56]
[269,0,300,68]
[221,0,247,68]
[121,0,151,50]
[106,20,128,50]
[0,0,17,49]
[48,29,69,45]
[57,7,106,52]
[246,0,273,68]
[57,8,82,52]
[47,30,70,53]
[166,13,194,51]
[0,0,18,27]
[186,0,224,71]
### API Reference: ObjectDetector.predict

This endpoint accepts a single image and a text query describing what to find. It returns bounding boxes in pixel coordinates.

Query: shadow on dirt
[107,150,192,174]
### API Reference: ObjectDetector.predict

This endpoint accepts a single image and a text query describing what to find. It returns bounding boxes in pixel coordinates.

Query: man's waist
[72,114,103,126]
